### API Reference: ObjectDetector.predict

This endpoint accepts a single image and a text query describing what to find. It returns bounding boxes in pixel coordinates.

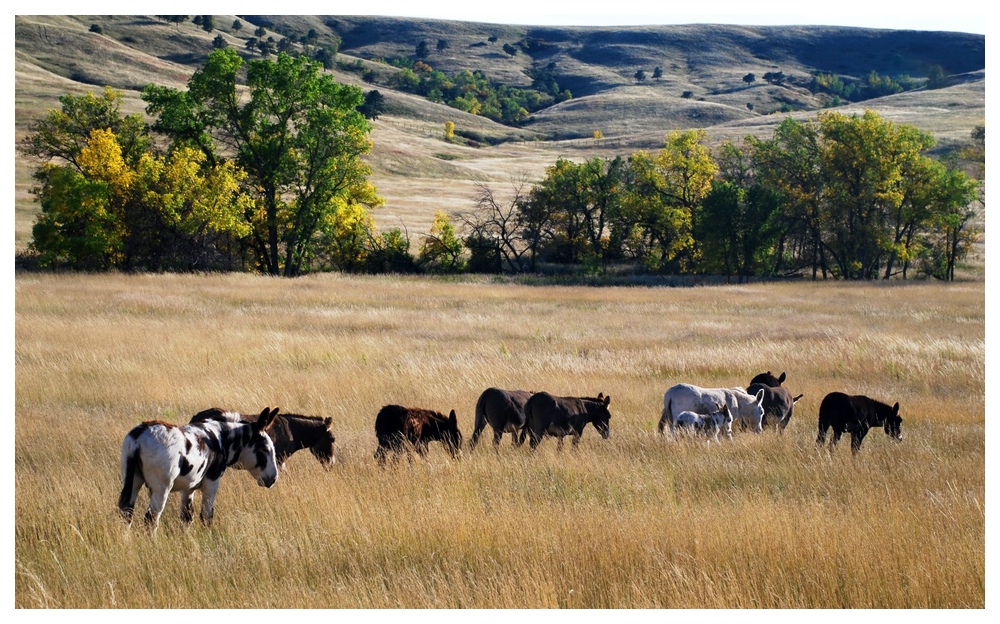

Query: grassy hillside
[13,15,986,248]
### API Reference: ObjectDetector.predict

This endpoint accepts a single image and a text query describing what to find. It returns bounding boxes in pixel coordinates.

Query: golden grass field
[13,271,984,608]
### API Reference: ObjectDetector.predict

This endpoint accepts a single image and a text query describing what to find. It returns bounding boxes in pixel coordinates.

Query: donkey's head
[439,409,463,458]
[589,393,613,439]
[238,407,280,488]
[883,402,903,442]
[749,371,785,387]
[309,417,337,468]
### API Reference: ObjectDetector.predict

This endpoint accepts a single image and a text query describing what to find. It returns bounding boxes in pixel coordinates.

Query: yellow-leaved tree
[623,129,717,272]
[418,210,466,273]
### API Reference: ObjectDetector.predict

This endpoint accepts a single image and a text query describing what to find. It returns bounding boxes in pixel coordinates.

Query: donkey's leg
[180,490,195,524]
[528,428,542,450]
[199,480,221,527]
[493,429,503,448]
[144,485,170,530]
[816,423,828,445]
[830,427,844,446]
[850,426,869,455]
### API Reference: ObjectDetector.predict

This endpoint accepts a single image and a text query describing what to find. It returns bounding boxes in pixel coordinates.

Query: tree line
[19,49,981,281]
[461,117,980,281]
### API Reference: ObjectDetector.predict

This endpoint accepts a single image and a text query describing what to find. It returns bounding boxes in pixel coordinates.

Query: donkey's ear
[324,417,333,427]
[256,407,279,431]
[603,394,611,406]
[597,392,604,401]
[448,409,457,421]
[892,402,900,416]
[793,394,804,403]
[754,388,765,402]
[778,372,786,384]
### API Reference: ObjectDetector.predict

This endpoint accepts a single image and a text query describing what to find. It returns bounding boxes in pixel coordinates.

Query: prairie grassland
[14,272,984,608]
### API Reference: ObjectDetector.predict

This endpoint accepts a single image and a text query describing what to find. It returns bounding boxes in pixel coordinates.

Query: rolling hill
[13,14,986,247]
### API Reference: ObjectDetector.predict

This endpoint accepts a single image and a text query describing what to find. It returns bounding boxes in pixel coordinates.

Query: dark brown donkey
[191,408,336,469]
[816,392,903,454]
[746,371,803,432]
[373,405,463,465]
[469,388,533,450]
[519,392,612,450]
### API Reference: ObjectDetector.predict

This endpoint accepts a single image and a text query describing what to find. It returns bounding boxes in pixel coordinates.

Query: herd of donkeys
[117,371,903,528]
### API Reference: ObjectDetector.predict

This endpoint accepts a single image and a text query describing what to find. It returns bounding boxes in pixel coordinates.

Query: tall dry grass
[14,272,984,608]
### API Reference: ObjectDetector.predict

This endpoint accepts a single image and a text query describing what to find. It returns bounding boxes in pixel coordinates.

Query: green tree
[358,90,386,119]
[314,46,336,69]
[926,64,947,89]
[817,109,932,279]
[366,227,417,273]
[200,15,214,32]
[695,142,783,281]
[231,19,242,32]
[748,117,828,278]
[623,130,717,272]
[526,157,626,268]
[634,69,646,82]
[763,71,785,84]
[19,86,150,172]
[743,73,755,84]
[142,48,383,276]
[653,67,663,80]
[212,34,227,49]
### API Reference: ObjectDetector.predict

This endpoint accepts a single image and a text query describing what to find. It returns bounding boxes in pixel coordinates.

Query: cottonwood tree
[623,130,717,272]
[748,117,828,278]
[142,48,382,276]
[23,107,251,270]
[695,141,782,281]
[526,156,626,269]
[818,110,930,279]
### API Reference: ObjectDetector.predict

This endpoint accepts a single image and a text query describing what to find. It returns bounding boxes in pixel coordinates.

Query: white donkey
[659,384,765,438]
[118,407,280,529]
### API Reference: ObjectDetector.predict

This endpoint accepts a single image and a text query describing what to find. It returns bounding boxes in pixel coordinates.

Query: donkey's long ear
[778,372,786,384]
[255,407,279,431]
[603,394,611,406]
[892,402,900,416]
[793,394,804,403]
[754,388,765,402]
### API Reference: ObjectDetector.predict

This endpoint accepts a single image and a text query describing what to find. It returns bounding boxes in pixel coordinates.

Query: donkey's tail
[469,392,489,450]
[118,440,142,520]
[657,397,671,435]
